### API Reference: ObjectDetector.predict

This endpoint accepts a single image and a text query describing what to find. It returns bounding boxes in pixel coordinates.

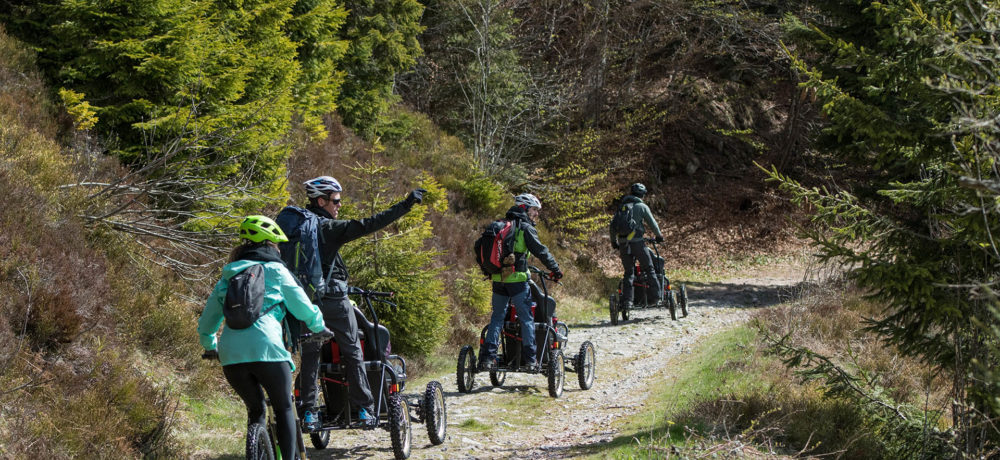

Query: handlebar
[299,330,335,345]
[528,265,561,283]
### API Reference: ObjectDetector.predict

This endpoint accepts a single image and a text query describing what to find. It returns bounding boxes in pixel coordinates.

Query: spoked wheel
[457,345,476,393]
[609,293,619,325]
[490,336,506,387]
[388,394,412,460]
[621,303,630,321]
[246,422,275,460]
[668,289,677,321]
[423,381,446,445]
[576,341,596,390]
[547,349,565,398]
[309,383,330,449]
[680,284,689,317]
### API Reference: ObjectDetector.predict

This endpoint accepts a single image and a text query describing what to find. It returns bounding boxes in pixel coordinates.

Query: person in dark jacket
[610,183,664,309]
[198,215,331,460]
[478,193,562,371]
[295,176,425,431]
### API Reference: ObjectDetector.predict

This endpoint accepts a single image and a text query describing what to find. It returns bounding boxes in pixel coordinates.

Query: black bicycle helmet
[630,183,647,197]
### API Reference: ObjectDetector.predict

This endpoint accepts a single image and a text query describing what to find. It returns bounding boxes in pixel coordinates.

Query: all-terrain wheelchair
[295,287,446,460]
[609,238,688,325]
[456,266,596,398]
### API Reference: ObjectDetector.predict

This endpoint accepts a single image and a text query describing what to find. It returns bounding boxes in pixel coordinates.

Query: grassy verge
[581,284,950,459]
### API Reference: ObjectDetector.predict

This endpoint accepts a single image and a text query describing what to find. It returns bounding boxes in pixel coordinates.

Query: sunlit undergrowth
[0,27,208,457]
[587,280,951,459]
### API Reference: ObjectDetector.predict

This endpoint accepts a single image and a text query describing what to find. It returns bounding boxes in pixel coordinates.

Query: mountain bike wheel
[245,422,275,460]
[457,345,476,393]
[423,381,447,446]
[388,393,412,460]
[309,384,330,449]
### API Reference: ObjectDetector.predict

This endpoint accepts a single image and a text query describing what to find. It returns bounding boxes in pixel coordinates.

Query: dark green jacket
[610,195,663,243]
[491,206,560,283]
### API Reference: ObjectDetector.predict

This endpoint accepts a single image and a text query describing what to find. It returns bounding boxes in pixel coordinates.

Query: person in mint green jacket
[198,216,330,460]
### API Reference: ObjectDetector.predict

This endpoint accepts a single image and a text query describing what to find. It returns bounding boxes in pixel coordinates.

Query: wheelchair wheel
[456,345,476,393]
[668,290,677,320]
[609,293,619,326]
[547,349,565,398]
[423,381,446,446]
[388,394,412,460]
[680,284,689,317]
[576,341,596,390]
[621,303,630,321]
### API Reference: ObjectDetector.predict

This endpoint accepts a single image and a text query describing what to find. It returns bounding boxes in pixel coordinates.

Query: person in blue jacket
[198,215,331,460]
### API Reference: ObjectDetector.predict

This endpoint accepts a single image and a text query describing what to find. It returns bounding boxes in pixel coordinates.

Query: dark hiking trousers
[298,295,375,415]
[619,239,661,305]
[223,361,297,460]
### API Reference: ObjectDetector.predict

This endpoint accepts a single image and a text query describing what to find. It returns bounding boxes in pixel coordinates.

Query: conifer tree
[339,156,450,357]
[773,1,1000,453]
[336,0,425,135]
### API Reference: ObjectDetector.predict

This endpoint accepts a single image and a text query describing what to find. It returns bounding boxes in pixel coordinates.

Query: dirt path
[305,270,806,459]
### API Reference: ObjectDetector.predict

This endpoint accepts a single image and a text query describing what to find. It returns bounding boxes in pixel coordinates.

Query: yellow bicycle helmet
[239,215,288,243]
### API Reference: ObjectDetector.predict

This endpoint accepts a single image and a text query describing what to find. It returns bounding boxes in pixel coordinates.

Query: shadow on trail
[305,443,392,459]
[443,383,541,398]
[568,312,667,330]
[683,279,814,309]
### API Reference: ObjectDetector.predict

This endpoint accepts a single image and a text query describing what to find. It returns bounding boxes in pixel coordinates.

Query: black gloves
[202,349,219,360]
[550,270,563,281]
[655,235,664,243]
[611,241,619,250]
[406,188,427,205]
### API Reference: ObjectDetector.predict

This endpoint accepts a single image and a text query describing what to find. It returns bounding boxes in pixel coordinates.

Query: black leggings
[222,361,296,459]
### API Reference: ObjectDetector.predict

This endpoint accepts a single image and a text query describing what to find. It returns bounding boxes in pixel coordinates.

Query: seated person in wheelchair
[478,193,562,372]
[610,183,664,309]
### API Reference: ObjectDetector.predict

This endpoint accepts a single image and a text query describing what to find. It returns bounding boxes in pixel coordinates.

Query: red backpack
[473,219,518,277]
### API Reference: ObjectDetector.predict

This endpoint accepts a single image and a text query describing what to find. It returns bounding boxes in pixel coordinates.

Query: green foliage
[458,174,505,215]
[285,0,350,139]
[406,0,546,172]
[775,0,1000,453]
[452,267,492,318]
[538,162,611,242]
[58,88,97,130]
[336,0,425,135]
[340,158,450,356]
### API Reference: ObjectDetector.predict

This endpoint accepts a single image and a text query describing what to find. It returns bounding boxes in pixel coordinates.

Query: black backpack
[275,206,329,300]
[610,201,640,236]
[473,219,518,277]
[223,264,279,329]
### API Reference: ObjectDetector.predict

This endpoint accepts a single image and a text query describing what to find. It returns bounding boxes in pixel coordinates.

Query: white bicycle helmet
[304,176,343,198]
[514,193,542,209]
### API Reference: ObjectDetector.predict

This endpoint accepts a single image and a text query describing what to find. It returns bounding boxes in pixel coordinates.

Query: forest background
[0,0,998,457]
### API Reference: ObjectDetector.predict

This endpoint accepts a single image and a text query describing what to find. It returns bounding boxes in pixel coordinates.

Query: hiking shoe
[302,410,320,432]
[521,361,539,372]
[477,358,496,372]
[359,407,377,430]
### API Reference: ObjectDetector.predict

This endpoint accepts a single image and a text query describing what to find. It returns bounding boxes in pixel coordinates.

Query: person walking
[198,215,331,460]
[478,193,562,372]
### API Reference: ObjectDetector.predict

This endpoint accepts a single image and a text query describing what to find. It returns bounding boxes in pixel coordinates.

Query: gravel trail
[305,271,804,459]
